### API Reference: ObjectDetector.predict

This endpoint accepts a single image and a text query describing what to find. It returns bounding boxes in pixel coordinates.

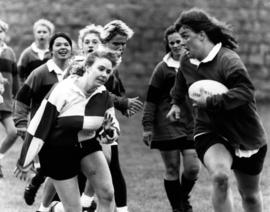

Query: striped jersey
[18,76,120,168]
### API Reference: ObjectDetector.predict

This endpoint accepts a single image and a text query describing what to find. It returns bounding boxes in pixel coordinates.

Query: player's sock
[110,145,127,207]
[81,192,94,208]
[116,206,129,212]
[164,179,183,211]
[37,203,51,212]
[0,153,4,160]
[181,174,196,211]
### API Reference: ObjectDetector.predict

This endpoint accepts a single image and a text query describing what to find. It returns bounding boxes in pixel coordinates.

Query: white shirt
[31,42,49,60]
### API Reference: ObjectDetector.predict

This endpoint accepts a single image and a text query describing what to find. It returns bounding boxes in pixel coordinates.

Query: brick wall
[1,0,270,100]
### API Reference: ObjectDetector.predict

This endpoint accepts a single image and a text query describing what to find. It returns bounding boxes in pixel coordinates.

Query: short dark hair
[49,32,72,52]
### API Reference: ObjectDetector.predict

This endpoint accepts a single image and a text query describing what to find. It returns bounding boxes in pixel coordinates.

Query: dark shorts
[39,139,102,180]
[195,133,267,175]
[151,137,195,151]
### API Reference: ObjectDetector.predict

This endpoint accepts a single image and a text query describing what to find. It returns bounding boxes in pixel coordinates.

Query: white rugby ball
[188,80,228,101]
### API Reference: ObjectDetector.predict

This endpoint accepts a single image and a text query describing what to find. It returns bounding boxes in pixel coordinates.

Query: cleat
[183,197,193,212]
[23,168,46,205]
[24,183,39,205]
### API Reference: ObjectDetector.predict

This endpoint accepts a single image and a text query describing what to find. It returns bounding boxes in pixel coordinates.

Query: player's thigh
[182,149,200,174]
[80,151,113,191]
[160,150,180,170]
[52,176,80,208]
[203,143,233,175]
[101,143,112,163]
[234,170,261,194]
[1,113,16,134]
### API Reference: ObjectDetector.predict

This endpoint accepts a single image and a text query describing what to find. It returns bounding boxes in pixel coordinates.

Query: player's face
[179,26,204,60]
[34,25,51,45]
[167,32,182,57]
[86,58,113,89]
[51,37,72,61]
[82,33,101,55]
[106,34,127,57]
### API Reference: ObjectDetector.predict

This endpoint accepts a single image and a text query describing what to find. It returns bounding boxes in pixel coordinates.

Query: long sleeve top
[13,59,64,128]
[105,69,129,114]
[17,77,120,169]
[0,44,19,112]
[17,43,51,82]
[171,45,267,150]
[142,53,194,141]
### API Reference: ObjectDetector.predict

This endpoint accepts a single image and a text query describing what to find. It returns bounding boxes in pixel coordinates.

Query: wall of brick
[1,0,270,100]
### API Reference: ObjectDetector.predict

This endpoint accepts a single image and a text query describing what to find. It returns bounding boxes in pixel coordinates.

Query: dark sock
[164,179,183,210]
[31,168,46,186]
[110,145,127,207]
[181,174,196,199]
[78,171,87,195]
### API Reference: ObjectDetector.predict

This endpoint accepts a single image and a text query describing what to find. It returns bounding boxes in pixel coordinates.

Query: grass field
[0,105,269,212]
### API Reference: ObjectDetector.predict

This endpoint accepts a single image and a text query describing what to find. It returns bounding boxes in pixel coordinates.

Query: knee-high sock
[110,145,127,207]
[181,174,196,199]
[31,168,46,186]
[164,179,182,210]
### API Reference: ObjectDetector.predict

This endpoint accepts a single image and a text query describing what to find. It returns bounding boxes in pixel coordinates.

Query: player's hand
[192,88,207,108]
[14,163,33,181]
[125,109,137,117]
[143,131,153,147]
[97,113,119,144]
[127,97,143,115]
[166,104,181,122]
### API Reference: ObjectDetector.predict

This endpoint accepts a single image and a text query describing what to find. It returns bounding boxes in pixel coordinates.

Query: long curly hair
[175,8,238,50]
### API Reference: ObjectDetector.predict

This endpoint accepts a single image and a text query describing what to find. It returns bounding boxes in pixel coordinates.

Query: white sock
[116,206,129,212]
[81,193,94,207]
[52,201,64,212]
[0,153,4,160]
[38,203,51,212]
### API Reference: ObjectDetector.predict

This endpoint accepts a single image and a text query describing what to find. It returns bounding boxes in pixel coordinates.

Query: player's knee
[212,171,230,193]
[240,190,261,206]
[183,164,200,179]
[96,183,114,203]
[165,165,179,179]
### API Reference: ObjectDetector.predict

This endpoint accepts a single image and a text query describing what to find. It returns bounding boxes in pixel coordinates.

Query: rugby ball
[188,80,228,101]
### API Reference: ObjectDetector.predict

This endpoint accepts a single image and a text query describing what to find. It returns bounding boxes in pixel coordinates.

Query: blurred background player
[17,19,54,84]
[0,19,19,178]
[142,25,200,212]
